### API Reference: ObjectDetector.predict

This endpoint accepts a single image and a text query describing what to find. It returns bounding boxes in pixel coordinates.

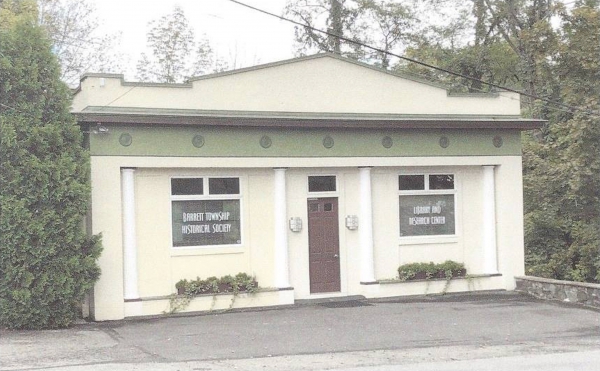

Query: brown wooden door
[308,197,341,293]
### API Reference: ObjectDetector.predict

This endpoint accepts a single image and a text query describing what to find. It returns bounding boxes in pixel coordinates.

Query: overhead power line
[226,0,600,119]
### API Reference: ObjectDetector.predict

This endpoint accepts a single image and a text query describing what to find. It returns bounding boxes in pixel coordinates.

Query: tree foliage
[523,1,600,282]
[135,6,228,83]
[0,0,102,329]
[37,0,123,86]
[284,0,415,68]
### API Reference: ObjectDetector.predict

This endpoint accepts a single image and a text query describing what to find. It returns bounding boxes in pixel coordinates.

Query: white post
[482,165,498,274]
[121,168,139,300]
[359,167,376,283]
[273,168,290,288]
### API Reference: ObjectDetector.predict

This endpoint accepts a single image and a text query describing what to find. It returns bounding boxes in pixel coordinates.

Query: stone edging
[515,275,600,309]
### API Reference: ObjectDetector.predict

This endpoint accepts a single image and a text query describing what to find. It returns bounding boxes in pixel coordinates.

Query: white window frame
[307,174,338,197]
[170,176,243,249]
[398,173,458,241]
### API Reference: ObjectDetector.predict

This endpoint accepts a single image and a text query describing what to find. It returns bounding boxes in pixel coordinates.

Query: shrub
[0,4,102,329]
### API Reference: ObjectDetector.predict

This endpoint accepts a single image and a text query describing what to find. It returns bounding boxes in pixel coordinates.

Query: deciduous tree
[284,0,415,68]
[523,0,600,283]
[135,6,228,83]
[37,0,123,86]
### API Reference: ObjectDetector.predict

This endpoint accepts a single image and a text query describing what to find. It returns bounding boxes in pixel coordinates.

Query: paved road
[1,292,599,370]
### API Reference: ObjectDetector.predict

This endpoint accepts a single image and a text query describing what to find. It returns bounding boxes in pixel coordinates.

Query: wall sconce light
[289,217,302,232]
[345,215,359,230]
[92,123,109,134]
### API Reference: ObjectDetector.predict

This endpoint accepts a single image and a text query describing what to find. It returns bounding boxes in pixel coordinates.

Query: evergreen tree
[0,0,102,329]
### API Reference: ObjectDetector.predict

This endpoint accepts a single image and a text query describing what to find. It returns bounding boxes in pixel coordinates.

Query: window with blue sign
[171,177,241,247]
[399,174,456,237]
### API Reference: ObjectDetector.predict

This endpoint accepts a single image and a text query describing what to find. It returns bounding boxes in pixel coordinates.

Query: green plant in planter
[206,276,220,294]
[438,260,466,279]
[168,273,259,314]
[175,279,189,295]
[235,272,259,293]
[397,261,466,281]
[397,262,437,281]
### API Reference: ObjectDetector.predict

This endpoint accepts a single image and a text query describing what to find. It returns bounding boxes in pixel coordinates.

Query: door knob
[334,254,339,258]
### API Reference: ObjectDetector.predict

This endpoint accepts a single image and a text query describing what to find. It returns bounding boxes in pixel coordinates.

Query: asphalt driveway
[1,292,599,370]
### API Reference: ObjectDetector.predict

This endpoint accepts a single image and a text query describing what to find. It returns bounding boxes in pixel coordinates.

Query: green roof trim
[86,125,523,158]
[75,106,543,130]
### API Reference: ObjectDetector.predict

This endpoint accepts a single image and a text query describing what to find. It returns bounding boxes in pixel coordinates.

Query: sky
[93,0,297,79]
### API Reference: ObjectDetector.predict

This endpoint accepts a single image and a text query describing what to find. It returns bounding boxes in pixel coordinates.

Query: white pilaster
[482,165,498,273]
[273,168,290,288]
[359,167,376,283]
[121,168,139,300]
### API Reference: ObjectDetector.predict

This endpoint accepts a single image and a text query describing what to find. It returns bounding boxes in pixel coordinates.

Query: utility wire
[226,0,600,119]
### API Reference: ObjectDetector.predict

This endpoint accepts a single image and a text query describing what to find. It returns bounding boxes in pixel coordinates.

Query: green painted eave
[75,107,543,130]
[87,125,523,158]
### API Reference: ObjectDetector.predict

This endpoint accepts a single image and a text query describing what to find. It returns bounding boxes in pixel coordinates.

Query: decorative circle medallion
[119,133,132,147]
[493,135,503,148]
[260,135,272,148]
[192,134,205,148]
[382,136,393,148]
[439,136,450,148]
[323,135,334,149]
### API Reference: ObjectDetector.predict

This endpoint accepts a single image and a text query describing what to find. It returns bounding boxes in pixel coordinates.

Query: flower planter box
[360,273,505,299]
[175,273,259,297]
[397,261,467,282]
[177,283,258,296]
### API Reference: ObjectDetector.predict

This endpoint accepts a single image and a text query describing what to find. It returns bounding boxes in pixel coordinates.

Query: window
[171,177,241,247]
[308,176,336,192]
[398,174,456,237]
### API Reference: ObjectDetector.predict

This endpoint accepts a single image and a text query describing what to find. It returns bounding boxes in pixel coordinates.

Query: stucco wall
[88,155,524,320]
[72,56,521,116]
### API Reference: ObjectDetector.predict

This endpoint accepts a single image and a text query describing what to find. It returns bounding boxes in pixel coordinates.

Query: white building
[72,54,542,321]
